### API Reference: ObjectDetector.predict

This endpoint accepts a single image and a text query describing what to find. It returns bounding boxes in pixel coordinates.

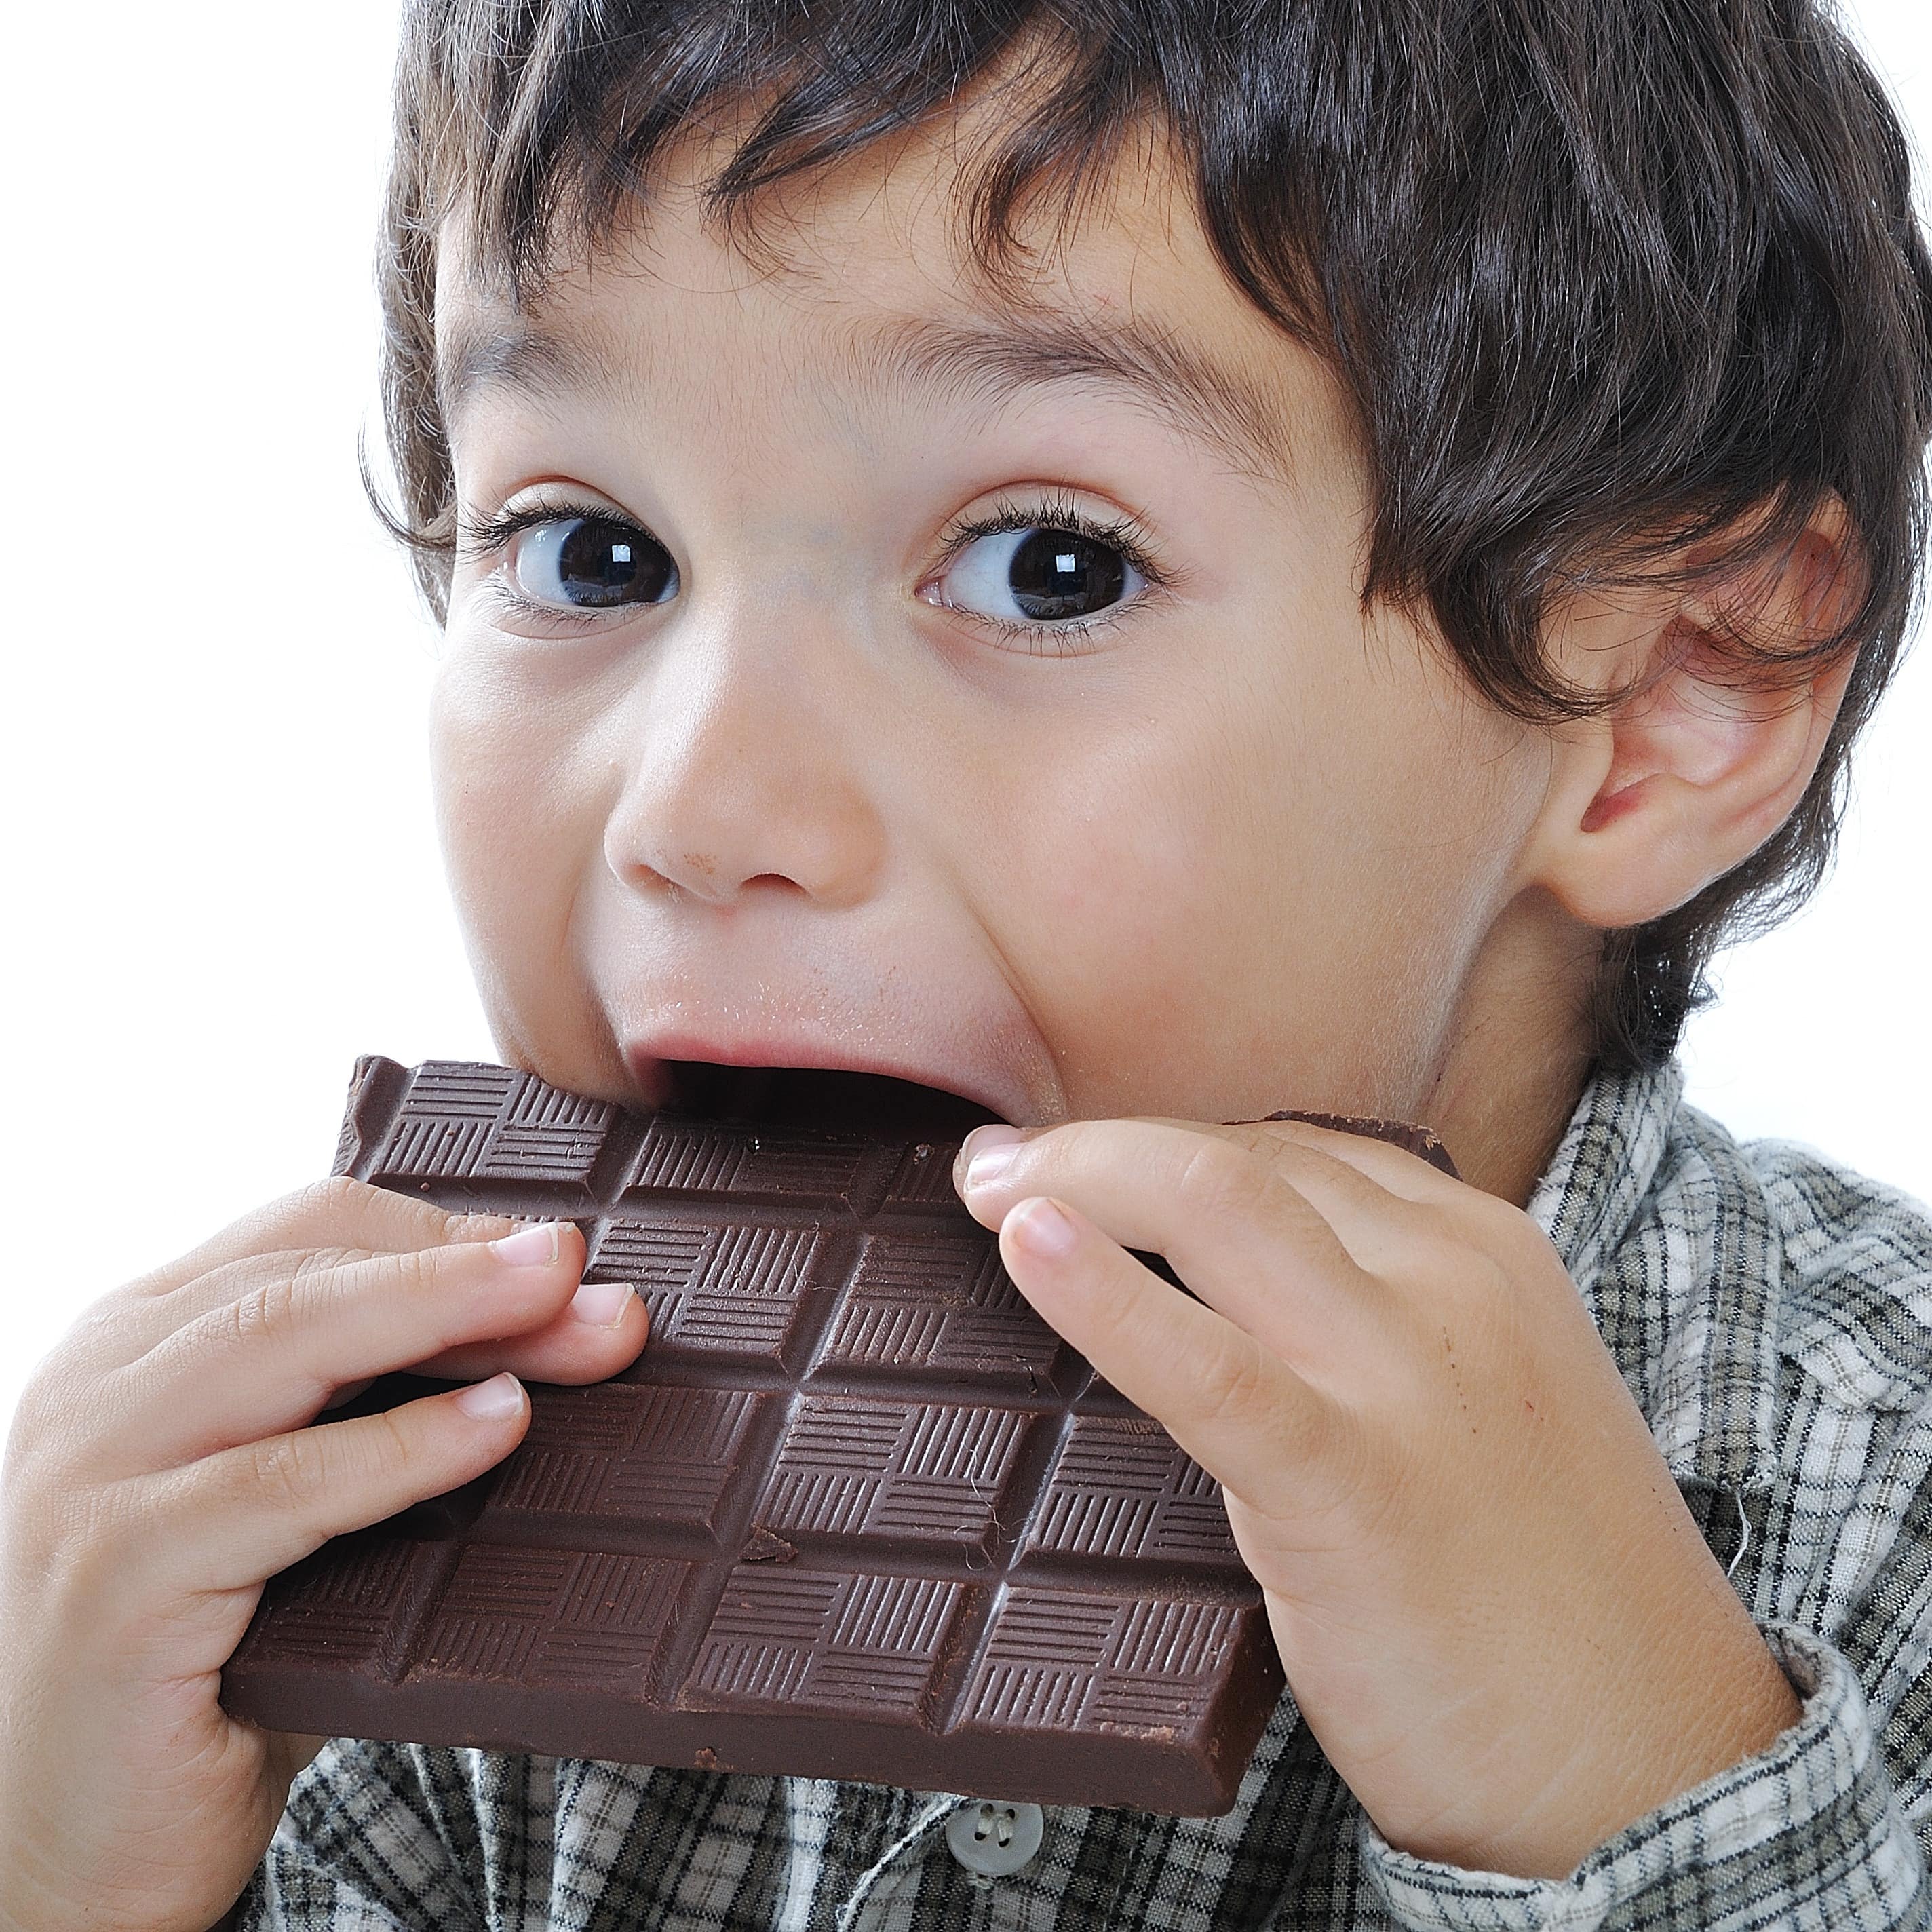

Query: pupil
[1007,528,1125,620]
[556,516,670,607]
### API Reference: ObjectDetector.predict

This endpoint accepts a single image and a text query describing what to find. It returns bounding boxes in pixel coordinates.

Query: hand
[954,1117,1799,1878]
[0,1177,647,1932]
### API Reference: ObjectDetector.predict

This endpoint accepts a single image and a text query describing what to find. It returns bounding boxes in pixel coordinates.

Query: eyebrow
[438,308,1299,483]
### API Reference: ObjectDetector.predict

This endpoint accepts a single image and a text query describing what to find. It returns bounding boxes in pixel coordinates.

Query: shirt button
[944,1799,1045,1880]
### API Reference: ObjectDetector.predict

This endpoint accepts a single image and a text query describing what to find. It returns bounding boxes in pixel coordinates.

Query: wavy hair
[373,0,1932,1073]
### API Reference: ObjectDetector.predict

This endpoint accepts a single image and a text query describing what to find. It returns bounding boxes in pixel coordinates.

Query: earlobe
[1522,505,1863,933]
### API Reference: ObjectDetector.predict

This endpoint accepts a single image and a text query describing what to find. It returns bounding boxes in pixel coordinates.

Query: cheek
[428,651,598,1009]
[978,623,1528,1120]
[982,689,1282,1110]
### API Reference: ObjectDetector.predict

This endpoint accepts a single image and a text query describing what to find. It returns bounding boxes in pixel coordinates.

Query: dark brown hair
[374,0,1932,1075]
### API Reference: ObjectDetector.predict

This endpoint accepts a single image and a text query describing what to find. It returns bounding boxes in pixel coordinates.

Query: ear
[1521,500,1863,931]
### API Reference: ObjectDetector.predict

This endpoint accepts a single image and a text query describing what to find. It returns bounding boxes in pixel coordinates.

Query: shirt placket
[831,1794,960,1932]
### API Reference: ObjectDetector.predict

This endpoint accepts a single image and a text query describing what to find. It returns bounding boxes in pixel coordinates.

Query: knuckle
[6,1336,109,1469]
[7,1357,69,1457]
[383,1243,440,1298]
[219,1242,388,1355]
[22,1475,166,1632]
[248,1428,331,1515]
[274,1174,499,1252]
[1335,1436,1409,1542]
[444,1210,519,1243]
[222,1175,372,1261]
[1467,1189,1539,1254]
[368,1402,417,1475]
[284,1172,368,1229]
[1435,1199,1557,1311]
[1174,1139,1281,1229]
[71,1474,157,1570]
[227,1268,304,1351]
[276,1172,447,1249]
[60,1284,145,1359]
[288,1243,369,1286]
[72,1277,147,1326]
[1504,1212,1568,1281]
[1188,1328,1275,1431]
[317,1406,416,1516]
[1221,1122,1288,1161]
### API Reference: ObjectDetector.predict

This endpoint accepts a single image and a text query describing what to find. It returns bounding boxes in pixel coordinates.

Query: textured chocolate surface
[220,1058,1454,1815]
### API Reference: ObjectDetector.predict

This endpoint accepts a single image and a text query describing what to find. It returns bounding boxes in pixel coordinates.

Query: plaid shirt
[237,1058,1932,1929]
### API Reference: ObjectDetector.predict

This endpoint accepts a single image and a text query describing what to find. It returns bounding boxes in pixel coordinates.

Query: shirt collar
[1526,1056,1784,1495]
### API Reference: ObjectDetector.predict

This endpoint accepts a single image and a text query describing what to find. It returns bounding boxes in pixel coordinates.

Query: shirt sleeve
[1356,1623,1929,1931]
[231,1737,495,1931]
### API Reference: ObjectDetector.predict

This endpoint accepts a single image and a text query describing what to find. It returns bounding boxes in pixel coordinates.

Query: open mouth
[653,1060,1007,1138]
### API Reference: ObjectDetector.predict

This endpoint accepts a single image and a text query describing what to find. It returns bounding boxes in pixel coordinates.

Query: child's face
[430,116,1581,1174]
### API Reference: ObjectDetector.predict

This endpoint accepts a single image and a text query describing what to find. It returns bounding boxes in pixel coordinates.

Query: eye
[507,514,678,611]
[933,524,1146,626]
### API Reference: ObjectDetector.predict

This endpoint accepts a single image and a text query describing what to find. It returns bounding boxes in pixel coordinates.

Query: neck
[1416,888,1604,1209]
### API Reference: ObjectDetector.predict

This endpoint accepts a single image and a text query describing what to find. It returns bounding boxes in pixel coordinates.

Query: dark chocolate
[223,1058,1454,1815]
[1257,1109,1457,1176]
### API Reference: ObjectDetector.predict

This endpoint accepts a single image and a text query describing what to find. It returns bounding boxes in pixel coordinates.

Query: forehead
[434,113,1332,486]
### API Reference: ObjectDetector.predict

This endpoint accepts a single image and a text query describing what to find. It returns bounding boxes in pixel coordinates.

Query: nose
[600,603,889,910]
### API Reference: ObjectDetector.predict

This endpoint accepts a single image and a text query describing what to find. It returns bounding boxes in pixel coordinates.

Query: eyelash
[927,488,1171,653]
[457,499,635,634]
[457,489,1172,646]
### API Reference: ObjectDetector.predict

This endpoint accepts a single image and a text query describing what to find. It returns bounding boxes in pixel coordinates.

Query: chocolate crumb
[741,1526,798,1564]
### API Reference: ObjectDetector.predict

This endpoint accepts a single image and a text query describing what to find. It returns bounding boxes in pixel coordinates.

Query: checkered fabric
[235,1058,1932,1929]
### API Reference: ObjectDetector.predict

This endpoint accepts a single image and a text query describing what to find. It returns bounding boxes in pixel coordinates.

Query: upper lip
[622,1032,1024,1125]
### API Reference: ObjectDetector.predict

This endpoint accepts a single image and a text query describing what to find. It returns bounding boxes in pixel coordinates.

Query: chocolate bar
[221,1058,1454,1815]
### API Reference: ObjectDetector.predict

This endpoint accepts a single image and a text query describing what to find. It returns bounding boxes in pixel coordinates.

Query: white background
[3,2,1930,1440]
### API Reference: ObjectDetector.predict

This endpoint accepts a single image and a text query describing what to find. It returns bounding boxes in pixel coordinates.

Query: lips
[625,1039,1013,1136]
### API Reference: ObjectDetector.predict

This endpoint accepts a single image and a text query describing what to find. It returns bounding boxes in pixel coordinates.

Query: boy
[5,0,1932,1924]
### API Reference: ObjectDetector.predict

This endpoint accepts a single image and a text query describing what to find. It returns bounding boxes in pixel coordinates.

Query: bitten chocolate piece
[221,1058,1454,1815]
[1256,1110,1455,1173]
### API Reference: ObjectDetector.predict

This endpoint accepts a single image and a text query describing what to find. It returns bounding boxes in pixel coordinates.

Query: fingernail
[491,1222,561,1267]
[569,1280,635,1327]
[959,1123,1028,1193]
[456,1372,523,1420]
[1011,1196,1079,1258]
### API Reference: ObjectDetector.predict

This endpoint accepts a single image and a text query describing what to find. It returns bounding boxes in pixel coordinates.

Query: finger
[956,1118,1391,1361]
[143,1374,532,1600]
[308,1279,653,1391]
[997,1194,1330,1511]
[1169,1119,1461,1278]
[265,1731,333,1791]
[969,1114,1456,1245]
[402,1277,650,1383]
[107,1222,623,1470]
[100,1237,504,1373]
[119,1175,523,1302]
[1214,1113,1468,1204]
[121,1208,579,1364]
[320,1376,378,1412]
[45,1258,644,1471]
